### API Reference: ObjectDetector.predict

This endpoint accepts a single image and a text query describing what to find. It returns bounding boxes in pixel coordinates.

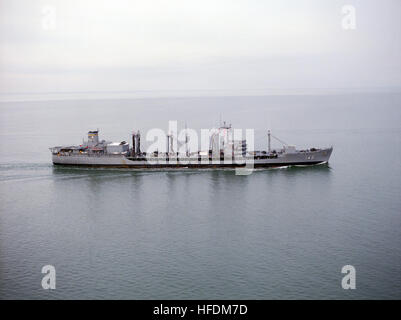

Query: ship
[50,124,333,169]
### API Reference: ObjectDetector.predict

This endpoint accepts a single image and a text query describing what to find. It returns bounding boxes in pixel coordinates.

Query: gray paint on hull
[53,161,326,169]
[52,147,332,169]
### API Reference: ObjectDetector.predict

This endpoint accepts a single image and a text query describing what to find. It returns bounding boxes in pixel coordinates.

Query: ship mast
[185,123,189,157]
[166,133,170,155]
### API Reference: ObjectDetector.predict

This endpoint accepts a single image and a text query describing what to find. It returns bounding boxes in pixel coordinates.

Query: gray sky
[0,0,400,98]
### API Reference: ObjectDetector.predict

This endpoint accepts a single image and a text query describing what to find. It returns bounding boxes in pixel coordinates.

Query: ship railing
[56,152,126,157]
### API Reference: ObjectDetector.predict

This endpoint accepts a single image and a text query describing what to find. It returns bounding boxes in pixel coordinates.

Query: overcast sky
[0,0,400,98]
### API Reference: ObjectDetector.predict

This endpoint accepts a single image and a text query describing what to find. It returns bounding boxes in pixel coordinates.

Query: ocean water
[0,93,400,299]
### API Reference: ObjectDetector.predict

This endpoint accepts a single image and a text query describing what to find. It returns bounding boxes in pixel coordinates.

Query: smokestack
[136,131,141,155]
[132,132,136,156]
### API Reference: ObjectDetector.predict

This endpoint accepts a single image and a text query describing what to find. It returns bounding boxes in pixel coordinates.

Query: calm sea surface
[0,93,400,299]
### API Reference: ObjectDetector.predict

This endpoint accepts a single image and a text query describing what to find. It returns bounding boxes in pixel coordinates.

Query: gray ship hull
[52,147,333,169]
